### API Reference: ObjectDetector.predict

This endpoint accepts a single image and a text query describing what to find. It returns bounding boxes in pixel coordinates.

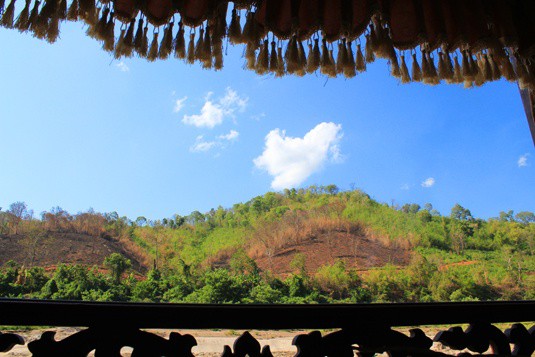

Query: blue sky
[0,21,533,220]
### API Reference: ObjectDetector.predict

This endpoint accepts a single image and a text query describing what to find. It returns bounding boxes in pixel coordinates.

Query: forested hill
[1,185,534,303]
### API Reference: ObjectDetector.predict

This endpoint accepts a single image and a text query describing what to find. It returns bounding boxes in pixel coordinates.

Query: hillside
[0,232,146,272]
[0,218,409,277]
[213,227,410,275]
[0,186,534,303]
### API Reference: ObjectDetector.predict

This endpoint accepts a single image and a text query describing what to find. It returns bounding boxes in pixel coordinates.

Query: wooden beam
[520,88,535,145]
[0,299,534,329]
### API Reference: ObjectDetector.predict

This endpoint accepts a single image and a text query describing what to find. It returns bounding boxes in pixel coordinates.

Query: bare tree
[20,221,51,267]
[7,201,29,234]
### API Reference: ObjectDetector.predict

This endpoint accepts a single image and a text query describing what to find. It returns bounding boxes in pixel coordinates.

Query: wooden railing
[1,299,534,356]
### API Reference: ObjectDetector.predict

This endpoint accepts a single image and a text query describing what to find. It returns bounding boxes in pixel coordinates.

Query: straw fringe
[66,0,78,20]
[427,53,439,84]
[114,28,125,58]
[122,19,134,57]
[461,50,473,81]
[228,8,242,44]
[515,54,529,89]
[58,0,66,19]
[27,0,40,33]
[201,25,212,68]
[173,23,185,59]
[306,39,320,73]
[305,42,314,73]
[34,0,56,39]
[336,40,347,75]
[501,54,517,81]
[3,1,533,88]
[400,54,410,83]
[489,54,501,81]
[133,18,143,54]
[437,51,447,80]
[468,52,479,79]
[186,32,195,63]
[327,49,336,77]
[344,41,356,78]
[242,11,257,44]
[213,39,223,70]
[14,0,31,31]
[320,38,331,76]
[421,51,430,81]
[78,0,93,19]
[269,41,278,73]
[245,41,256,70]
[212,10,225,41]
[255,39,268,74]
[46,14,60,43]
[296,40,306,76]
[453,55,462,83]
[139,26,148,57]
[474,54,485,86]
[444,52,454,81]
[411,53,422,82]
[88,7,107,41]
[482,54,493,82]
[356,44,366,72]
[146,32,159,61]
[284,36,298,74]
[365,34,375,63]
[275,46,285,77]
[158,22,173,60]
[368,23,378,54]
[1,0,17,28]
[390,53,400,78]
[102,12,114,52]
[194,28,204,61]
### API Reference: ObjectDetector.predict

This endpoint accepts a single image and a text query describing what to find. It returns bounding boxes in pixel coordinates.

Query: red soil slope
[0,233,146,272]
[258,232,410,275]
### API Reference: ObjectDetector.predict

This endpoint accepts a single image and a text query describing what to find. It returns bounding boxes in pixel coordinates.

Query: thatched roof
[1,0,535,141]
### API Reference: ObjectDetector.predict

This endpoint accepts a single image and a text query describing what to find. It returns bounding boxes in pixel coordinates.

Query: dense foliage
[1,186,534,303]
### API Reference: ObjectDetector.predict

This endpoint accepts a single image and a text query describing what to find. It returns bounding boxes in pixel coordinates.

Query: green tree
[515,211,535,225]
[498,210,515,222]
[450,204,473,221]
[401,203,421,214]
[325,184,339,195]
[104,254,132,284]
[229,251,260,276]
[315,260,360,299]
[290,253,308,277]
[135,216,147,227]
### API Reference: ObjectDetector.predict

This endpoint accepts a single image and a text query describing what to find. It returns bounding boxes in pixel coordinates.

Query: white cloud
[400,183,410,190]
[421,177,435,188]
[182,88,248,128]
[219,130,239,141]
[116,61,129,72]
[190,131,239,153]
[190,136,217,152]
[251,113,266,121]
[173,96,188,113]
[518,153,529,167]
[219,88,248,113]
[253,122,343,190]
[329,143,344,163]
[183,100,224,128]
